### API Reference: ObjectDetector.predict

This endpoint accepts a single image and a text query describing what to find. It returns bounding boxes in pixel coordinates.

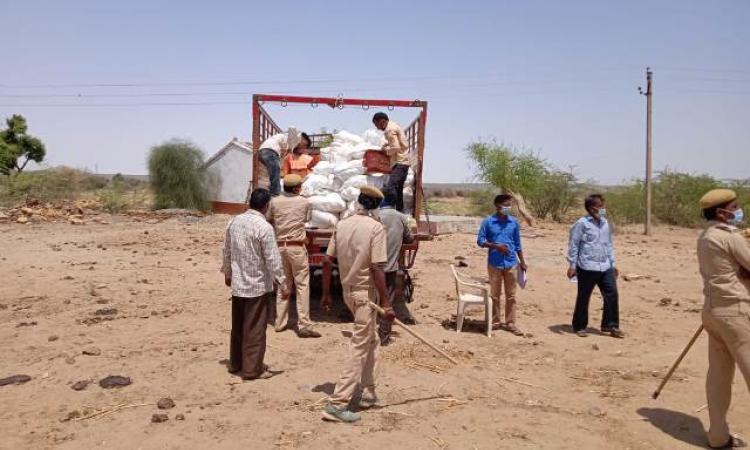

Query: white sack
[301,174,336,197]
[366,174,386,191]
[362,128,386,147]
[341,174,368,190]
[405,168,415,187]
[333,159,365,181]
[309,192,346,213]
[307,210,339,229]
[334,130,364,146]
[312,160,333,176]
[341,186,360,202]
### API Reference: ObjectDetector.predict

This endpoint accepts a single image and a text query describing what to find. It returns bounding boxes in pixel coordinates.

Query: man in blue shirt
[567,194,624,338]
[477,194,528,336]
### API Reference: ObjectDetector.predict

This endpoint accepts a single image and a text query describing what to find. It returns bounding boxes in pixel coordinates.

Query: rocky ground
[0,214,747,449]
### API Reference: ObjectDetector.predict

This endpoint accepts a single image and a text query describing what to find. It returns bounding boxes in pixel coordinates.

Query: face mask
[729,208,744,225]
[596,208,607,218]
[500,206,512,215]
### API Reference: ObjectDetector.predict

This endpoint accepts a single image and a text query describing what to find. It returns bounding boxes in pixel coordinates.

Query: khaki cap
[359,185,384,199]
[283,174,303,187]
[699,188,737,209]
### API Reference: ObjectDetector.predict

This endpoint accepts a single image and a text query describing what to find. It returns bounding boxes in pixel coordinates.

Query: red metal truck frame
[250,94,428,308]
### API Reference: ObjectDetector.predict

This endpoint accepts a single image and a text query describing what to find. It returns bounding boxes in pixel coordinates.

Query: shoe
[576,330,588,337]
[242,366,283,381]
[275,325,288,333]
[359,394,379,409]
[607,328,625,339]
[401,317,417,325]
[709,435,747,449]
[297,328,322,339]
[322,404,361,423]
[505,324,524,336]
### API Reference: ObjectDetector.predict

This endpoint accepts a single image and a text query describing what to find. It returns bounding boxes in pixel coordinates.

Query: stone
[588,406,606,418]
[592,343,600,351]
[157,398,176,410]
[94,308,117,316]
[0,374,32,387]
[151,413,169,423]
[71,380,90,391]
[82,347,101,356]
[175,414,185,421]
[16,216,29,224]
[99,375,131,389]
[69,217,85,225]
[48,335,59,342]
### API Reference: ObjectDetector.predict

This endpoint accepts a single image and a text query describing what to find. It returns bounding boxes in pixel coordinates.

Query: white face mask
[727,208,744,226]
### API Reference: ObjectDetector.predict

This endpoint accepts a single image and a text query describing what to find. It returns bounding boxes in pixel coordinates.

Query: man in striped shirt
[222,188,290,380]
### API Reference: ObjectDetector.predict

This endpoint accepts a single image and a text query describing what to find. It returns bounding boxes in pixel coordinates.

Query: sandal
[709,435,747,449]
[576,330,588,338]
[506,325,524,336]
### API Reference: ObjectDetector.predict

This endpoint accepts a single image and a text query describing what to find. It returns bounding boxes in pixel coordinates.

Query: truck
[250,94,431,308]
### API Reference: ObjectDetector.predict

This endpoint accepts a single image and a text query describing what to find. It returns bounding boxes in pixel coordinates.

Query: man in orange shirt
[282,133,316,179]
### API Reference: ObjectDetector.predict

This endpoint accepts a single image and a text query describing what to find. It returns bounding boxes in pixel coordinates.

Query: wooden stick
[652,324,704,399]
[369,302,459,365]
[74,402,153,421]
[497,376,547,390]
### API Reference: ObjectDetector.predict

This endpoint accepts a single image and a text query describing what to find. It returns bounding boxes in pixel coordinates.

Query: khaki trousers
[702,309,750,447]
[330,287,379,405]
[275,246,312,331]
[488,265,518,325]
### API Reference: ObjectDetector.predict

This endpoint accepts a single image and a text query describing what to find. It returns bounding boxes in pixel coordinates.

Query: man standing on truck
[322,186,395,423]
[268,174,321,339]
[375,187,416,345]
[222,188,289,380]
[258,127,301,196]
[373,112,410,212]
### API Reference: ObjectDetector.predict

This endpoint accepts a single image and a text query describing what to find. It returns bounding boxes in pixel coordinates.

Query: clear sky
[1,0,748,184]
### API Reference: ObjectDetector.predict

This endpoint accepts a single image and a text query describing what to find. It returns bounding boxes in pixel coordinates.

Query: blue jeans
[572,267,619,331]
[259,148,281,196]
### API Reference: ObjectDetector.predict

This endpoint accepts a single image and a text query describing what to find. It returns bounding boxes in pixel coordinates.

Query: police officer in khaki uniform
[268,174,321,339]
[322,186,394,423]
[697,188,749,449]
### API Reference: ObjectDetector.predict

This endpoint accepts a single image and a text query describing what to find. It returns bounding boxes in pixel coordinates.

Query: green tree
[466,140,580,224]
[0,115,47,176]
[147,139,208,211]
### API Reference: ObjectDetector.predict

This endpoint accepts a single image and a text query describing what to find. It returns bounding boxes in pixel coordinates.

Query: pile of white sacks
[303,129,415,229]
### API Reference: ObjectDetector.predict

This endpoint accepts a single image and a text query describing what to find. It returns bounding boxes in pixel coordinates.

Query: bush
[468,189,497,217]
[465,140,578,222]
[653,170,719,227]
[603,182,645,225]
[0,167,103,205]
[96,178,128,213]
[527,171,579,222]
[147,140,208,211]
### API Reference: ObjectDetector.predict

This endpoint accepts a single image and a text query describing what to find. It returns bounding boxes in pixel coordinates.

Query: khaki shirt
[326,213,387,289]
[697,221,750,315]
[268,193,311,242]
[383,121,410,167]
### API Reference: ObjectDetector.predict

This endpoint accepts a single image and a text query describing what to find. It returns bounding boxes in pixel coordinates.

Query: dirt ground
[1,214,747,450]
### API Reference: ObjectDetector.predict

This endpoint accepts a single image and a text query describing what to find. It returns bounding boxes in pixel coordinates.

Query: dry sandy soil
[1,214,747,450]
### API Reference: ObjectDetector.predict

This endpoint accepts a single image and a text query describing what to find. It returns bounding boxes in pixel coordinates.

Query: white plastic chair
[450,265,492,337]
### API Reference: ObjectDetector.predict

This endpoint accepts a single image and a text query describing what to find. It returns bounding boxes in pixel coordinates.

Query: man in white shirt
[222,188,290,380]
[258,127,301,196]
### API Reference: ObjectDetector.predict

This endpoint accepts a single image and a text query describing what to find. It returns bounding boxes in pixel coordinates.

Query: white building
[204,138,253,214]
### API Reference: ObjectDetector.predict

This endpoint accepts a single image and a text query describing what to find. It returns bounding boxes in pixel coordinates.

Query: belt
[277,240,306,247]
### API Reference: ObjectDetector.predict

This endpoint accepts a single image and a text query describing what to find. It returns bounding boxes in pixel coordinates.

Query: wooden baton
[652,324,704,400]
[369,302,459,366]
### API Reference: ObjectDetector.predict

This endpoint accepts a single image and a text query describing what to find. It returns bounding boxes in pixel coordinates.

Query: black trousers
[385,164,409,212]
[230,294,269,379]
[572,267,620,332]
